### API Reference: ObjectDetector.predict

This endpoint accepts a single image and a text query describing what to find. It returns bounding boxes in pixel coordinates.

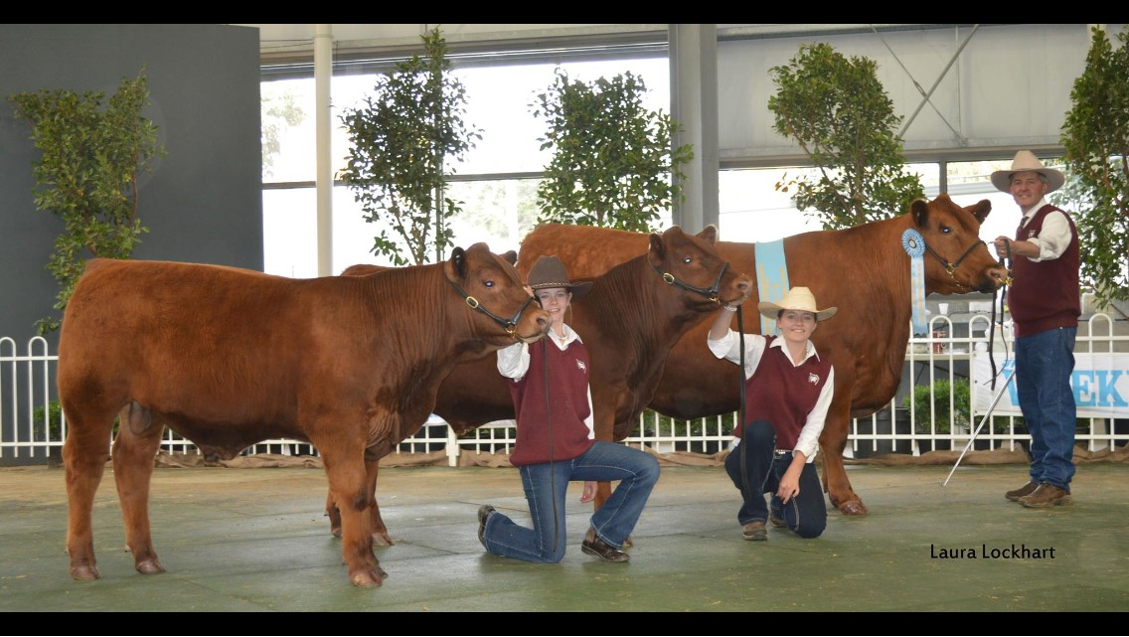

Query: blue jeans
[724,420,826,538]
[481,441,660,563]
[1015,326,1077,490]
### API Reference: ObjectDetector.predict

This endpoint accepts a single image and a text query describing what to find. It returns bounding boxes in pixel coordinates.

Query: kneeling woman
[707,286,836,541]
[477,255,660,563]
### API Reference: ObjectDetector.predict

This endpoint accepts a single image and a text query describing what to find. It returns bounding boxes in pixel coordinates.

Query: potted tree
[8,70,165,334]
[338,27,480,266]
[767,42,925,230]
[531,69,694,232]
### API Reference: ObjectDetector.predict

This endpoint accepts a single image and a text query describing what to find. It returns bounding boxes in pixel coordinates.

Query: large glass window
[261,55,670,276]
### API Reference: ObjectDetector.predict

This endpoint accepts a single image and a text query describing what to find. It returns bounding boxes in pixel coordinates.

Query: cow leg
[325,490,343,539]
[112,404,166,575]
[318,441,386,587]
[327,459,392,546]
[62,408,117,581]
[364,460,393,546]
[819,405,869,516]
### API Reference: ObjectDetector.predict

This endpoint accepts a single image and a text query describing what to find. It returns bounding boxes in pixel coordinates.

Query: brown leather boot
[742,521,767,541]
[1005,480,1039,502]
[1019,482,1072,508]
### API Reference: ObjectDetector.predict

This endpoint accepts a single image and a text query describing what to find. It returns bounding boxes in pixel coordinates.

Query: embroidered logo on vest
[808,373,820,385]
[576,359,587,373]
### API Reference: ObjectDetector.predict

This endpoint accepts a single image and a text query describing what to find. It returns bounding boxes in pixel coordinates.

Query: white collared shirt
[1019,197,1074,262]
[707,329,835,463]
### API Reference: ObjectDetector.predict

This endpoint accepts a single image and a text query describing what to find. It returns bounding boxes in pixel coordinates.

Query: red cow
[510,194,1008,516]
[57,245,550,587]
[329,225,752,542]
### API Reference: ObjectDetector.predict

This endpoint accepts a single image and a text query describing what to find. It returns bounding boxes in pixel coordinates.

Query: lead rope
[737,306,751,498]
[989,242,1013,391]
[542,338,559,554]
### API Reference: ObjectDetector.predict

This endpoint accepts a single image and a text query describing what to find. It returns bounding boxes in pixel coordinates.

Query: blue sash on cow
[755,238,790,335]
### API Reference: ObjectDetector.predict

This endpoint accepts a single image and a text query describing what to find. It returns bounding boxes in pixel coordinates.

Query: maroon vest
[737,336,833,450]
[1009,204,1080,338]
[507,339,595,467]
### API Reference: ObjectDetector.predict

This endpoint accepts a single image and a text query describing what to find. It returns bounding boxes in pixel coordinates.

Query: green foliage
[767,43,925,230]
[32,401,63,440]
[905,379,971,434]
[1059,25,1129,304]
[903,379,1022,435]
[641,409,736,438]
[8,70,165,334]
[261,85,306,180]
[531,69,694,232]
[339,28,481,266]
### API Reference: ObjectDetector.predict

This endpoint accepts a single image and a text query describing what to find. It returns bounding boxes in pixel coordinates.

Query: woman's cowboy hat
[757,286,837,321]
[527,255,593,300]
[990,150,1065,194]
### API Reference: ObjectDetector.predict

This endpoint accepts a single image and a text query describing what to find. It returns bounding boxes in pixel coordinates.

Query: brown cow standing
[513,194,1008,516]
[328,225,752,543]
[57,244,550,587]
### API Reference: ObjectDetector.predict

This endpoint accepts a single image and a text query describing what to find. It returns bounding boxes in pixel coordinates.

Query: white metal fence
[4,313,1127,466]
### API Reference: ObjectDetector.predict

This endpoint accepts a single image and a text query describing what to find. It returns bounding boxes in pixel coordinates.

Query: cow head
[911,193,1009,294]
[446,243,550,345]
[647,225,753,309]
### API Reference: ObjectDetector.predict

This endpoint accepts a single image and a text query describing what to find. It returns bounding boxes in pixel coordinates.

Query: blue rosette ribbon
[902,229,928,336]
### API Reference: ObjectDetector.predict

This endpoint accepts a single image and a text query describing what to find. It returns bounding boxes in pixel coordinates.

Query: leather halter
[446,278,538,341]
[650,259,730,304]
[923,238,990,292]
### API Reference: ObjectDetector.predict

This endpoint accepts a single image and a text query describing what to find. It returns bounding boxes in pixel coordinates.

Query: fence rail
[4,313,1127,466]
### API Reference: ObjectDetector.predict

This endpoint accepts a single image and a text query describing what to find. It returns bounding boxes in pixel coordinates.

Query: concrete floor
[1,460,1127,612]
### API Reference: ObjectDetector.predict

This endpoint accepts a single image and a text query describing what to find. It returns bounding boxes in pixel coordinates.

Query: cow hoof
[70,565,101,581]
[136,558,166,575]
[838,500,869,516]
[622,535,634,549]
[349,568,385,588]
[330,527,342,539]
[372,532,394,547]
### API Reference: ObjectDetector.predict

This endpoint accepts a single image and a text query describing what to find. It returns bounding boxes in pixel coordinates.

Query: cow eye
[683,256,693,264]
[941,225,952,234]
[483,280,495,288]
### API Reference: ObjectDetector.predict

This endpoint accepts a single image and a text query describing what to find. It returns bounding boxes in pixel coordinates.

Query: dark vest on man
[1009,204,1080,338]
[737,335,833,451]
[507,339,595,467]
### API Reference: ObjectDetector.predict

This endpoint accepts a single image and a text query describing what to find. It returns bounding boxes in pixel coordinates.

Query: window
[261,54,670,275]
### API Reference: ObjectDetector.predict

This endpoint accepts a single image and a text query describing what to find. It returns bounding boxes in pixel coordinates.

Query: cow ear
[450,246,468,279]
[911,199,929,228]
[967,199,992,224]
[649,231,666,261]
[502,250,517,266]
[697,224,718,245]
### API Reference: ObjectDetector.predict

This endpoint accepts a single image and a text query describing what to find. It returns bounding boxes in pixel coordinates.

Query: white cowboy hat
[757,286,837,321]
[990,150,1065,194]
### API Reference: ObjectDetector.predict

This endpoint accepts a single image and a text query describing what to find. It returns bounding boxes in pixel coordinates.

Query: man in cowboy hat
[991,150,1080,509]
[706,285,836,541]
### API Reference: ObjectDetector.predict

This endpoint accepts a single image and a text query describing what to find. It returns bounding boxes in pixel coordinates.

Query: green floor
[2,460,1127,612]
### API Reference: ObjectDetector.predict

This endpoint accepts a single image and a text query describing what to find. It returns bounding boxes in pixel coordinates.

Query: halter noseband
[446,278,538,341]
[923,239,988,292]
[650,259,730,304]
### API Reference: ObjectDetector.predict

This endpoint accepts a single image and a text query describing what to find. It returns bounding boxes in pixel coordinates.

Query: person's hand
[776,473,801,504]
[580,481,596,503]
[993,236,1011,258]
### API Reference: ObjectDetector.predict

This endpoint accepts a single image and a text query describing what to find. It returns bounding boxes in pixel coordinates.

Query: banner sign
[971,351,1129,418]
